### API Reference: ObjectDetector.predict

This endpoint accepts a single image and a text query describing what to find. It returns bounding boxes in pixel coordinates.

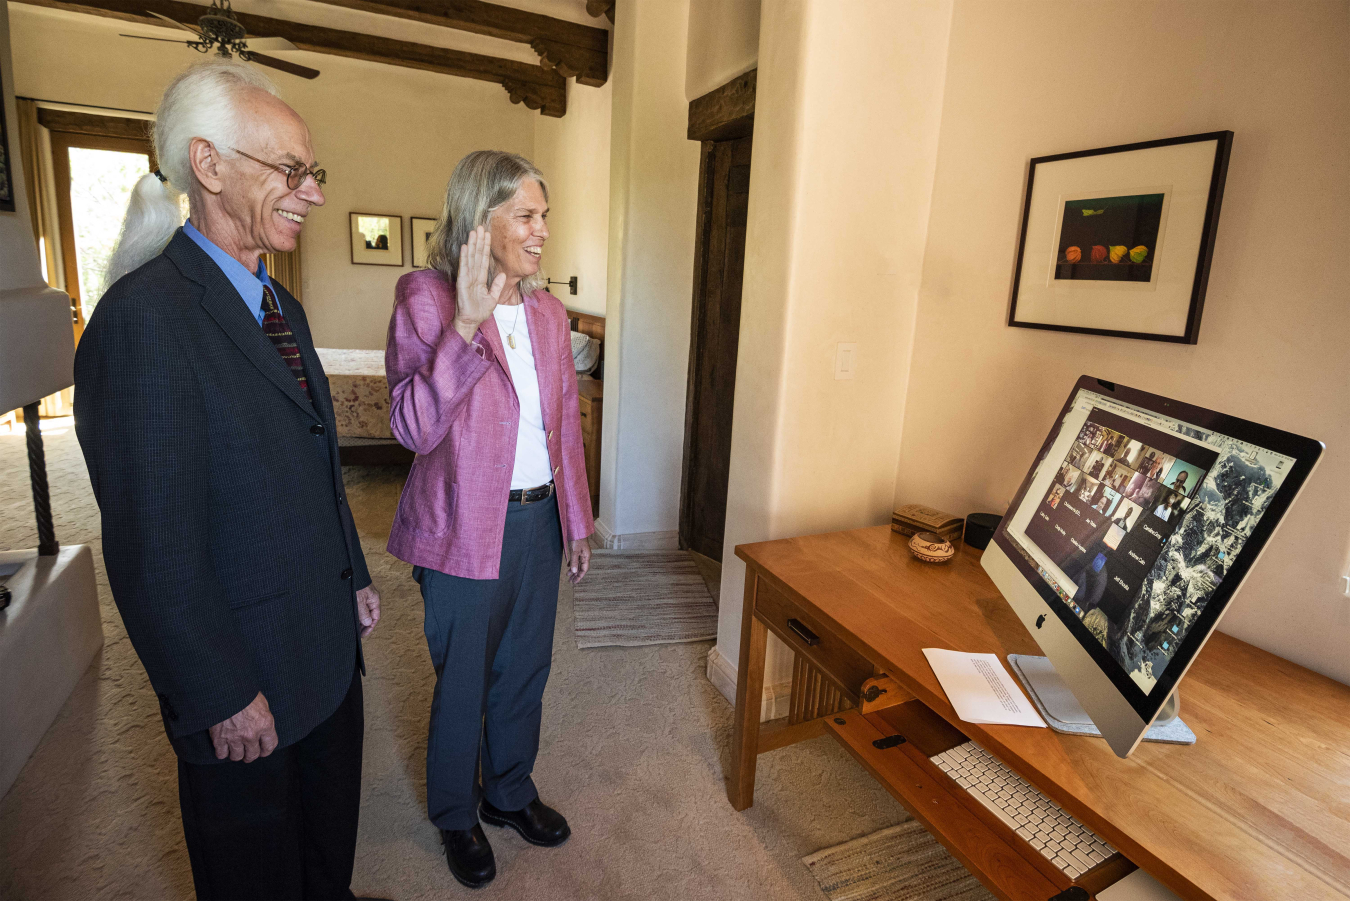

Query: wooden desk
[730,526,1350,901]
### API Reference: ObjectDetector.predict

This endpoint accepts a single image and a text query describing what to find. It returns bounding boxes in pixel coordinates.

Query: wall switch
[835,343,857,380]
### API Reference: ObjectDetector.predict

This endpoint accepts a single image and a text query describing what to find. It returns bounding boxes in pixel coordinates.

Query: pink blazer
[385,268,594,579]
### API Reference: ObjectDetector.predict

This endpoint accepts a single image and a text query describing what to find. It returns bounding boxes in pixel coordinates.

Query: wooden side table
[577,378,603,517]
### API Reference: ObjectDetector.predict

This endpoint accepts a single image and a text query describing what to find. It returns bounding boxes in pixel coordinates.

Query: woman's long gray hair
[105,62,277,285]
[426,150,549,299]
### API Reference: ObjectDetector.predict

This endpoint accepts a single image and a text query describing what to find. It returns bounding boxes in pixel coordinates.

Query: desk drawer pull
[787,618,820,646]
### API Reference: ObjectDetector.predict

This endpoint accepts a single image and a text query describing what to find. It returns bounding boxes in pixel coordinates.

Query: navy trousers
[414,493,564,831]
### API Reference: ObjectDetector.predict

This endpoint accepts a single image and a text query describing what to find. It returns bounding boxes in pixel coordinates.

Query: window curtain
[261,238,302,303]
[15,99,64,291]
[14,101,72,420]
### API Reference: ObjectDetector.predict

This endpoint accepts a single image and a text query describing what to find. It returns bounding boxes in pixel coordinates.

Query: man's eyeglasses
[232,148,327,190]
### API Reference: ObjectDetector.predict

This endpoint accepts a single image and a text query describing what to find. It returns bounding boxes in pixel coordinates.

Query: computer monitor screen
[984,376,1321,755]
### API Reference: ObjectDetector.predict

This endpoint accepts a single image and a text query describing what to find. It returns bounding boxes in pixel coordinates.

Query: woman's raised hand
[453,225,507,343]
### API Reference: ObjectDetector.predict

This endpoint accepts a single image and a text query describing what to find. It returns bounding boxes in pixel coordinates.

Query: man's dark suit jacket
[75,230,371,765]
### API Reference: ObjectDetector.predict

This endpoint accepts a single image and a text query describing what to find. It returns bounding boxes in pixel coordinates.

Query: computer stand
[1007,655,1194,745]
[1155,690,1180,726]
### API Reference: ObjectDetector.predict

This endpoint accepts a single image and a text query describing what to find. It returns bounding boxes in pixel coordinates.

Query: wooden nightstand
[577,378,603,516]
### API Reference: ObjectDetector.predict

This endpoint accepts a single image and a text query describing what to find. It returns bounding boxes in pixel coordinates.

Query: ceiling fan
[120,0,320,79]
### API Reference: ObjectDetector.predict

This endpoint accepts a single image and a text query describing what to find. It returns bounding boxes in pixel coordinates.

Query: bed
[313,348,412,465]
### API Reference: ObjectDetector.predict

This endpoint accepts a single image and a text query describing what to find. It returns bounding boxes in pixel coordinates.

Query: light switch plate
[835,343,857,380]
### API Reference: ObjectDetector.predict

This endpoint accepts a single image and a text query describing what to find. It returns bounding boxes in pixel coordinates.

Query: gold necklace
[506,301,522,349]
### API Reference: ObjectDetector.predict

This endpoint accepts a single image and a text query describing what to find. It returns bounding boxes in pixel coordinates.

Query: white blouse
[493,303,554,490]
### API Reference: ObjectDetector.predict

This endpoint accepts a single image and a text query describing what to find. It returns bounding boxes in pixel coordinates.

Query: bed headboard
[567,309,605,381]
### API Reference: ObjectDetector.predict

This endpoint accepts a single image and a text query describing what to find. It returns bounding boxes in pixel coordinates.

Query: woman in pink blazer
[384,151,593,889]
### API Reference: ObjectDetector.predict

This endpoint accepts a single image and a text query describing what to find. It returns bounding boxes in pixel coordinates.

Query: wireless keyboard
[930,742,1117,880]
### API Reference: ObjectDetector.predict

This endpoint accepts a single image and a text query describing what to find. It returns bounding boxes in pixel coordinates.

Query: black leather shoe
[441,825,496,889]
[479,798,571,847]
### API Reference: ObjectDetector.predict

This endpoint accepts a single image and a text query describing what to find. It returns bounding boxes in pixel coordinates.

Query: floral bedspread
[315,348,392,439]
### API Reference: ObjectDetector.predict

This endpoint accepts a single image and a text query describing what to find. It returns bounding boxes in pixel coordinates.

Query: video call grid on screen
[1003,388,1296,700]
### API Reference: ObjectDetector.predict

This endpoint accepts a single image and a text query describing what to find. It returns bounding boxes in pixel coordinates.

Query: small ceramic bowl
[909,531,955,564]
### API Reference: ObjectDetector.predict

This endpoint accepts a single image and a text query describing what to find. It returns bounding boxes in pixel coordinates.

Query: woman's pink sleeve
[385,278,493,455]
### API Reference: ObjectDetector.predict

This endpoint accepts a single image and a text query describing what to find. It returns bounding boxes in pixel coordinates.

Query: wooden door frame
[678,71,756,556]
[47,113,156,341]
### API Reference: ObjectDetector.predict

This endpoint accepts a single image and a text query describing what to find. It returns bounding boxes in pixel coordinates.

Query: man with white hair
[75,62,383,900]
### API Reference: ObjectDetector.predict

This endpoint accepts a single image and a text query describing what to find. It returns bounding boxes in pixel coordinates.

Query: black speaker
[964,512,1002,550]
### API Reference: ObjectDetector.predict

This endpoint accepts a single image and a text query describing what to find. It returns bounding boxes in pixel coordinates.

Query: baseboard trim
[592,519,680,551]
[706,646,791,722]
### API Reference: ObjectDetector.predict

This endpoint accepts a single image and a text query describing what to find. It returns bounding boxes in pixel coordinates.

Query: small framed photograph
[349,213,403,266]
[411,217,437,268]
[1008,131,1232,344]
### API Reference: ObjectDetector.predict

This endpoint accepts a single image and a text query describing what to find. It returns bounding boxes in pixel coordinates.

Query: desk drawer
[754,576,874,703]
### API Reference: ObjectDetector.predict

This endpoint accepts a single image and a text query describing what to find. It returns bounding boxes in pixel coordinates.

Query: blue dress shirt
[183,220,276,326]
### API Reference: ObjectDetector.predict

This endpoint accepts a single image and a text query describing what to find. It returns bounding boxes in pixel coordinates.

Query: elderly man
[75,62,381,900]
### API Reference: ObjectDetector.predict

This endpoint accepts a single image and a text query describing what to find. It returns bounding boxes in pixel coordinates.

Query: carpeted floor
[0,426,909,900]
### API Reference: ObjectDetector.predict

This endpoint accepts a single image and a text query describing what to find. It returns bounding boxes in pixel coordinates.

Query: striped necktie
[260,285,311,402]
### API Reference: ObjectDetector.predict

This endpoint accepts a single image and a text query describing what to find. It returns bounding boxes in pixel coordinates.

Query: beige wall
[9,4,536,350]
[685,0,759,101]
[532,79,612,317]
[598,0,702,540]
[895,0,1350,684]
[713,0,954,684]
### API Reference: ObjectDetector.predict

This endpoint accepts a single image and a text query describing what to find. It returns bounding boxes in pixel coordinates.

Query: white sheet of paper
[923,648,1047,728]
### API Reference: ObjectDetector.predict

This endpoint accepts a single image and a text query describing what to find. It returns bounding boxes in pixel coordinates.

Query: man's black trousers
[176,666,363,900]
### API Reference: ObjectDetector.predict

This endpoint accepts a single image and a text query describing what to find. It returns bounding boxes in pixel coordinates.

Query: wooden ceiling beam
[306,0,608,87]
[13,0,567,116]
[37,107,154,141]
[585,0,613,25]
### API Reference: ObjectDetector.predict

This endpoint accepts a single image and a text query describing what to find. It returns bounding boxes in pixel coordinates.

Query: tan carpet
[0,427,910,900]
[573,550,719,648]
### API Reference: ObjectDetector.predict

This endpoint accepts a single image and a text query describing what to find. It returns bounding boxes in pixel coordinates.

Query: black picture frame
[1008,131,1233,344]
[0,70,16,213]
[410,216,436,268]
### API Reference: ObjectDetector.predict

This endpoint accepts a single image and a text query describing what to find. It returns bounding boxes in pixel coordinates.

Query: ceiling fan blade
[146,11,202,34]
[243,51,320,80]
[246,37,299,52]
[120,33,194,44]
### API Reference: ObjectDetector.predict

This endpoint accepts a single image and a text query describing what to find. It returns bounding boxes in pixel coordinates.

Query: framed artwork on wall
[411,216,437,268]
[349,213,403,266]
[0,68,15,213]
[1008,131,1233,344]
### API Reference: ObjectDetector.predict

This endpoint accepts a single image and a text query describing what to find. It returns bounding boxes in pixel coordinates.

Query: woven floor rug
[573,550,718,648]
[803,821,995,901]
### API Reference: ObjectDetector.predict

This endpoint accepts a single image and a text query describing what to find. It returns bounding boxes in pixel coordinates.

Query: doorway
[51,130,156,339]
[679,134,752,563]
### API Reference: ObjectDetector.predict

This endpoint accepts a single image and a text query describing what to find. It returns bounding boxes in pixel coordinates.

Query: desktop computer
[982,375,1322,758]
